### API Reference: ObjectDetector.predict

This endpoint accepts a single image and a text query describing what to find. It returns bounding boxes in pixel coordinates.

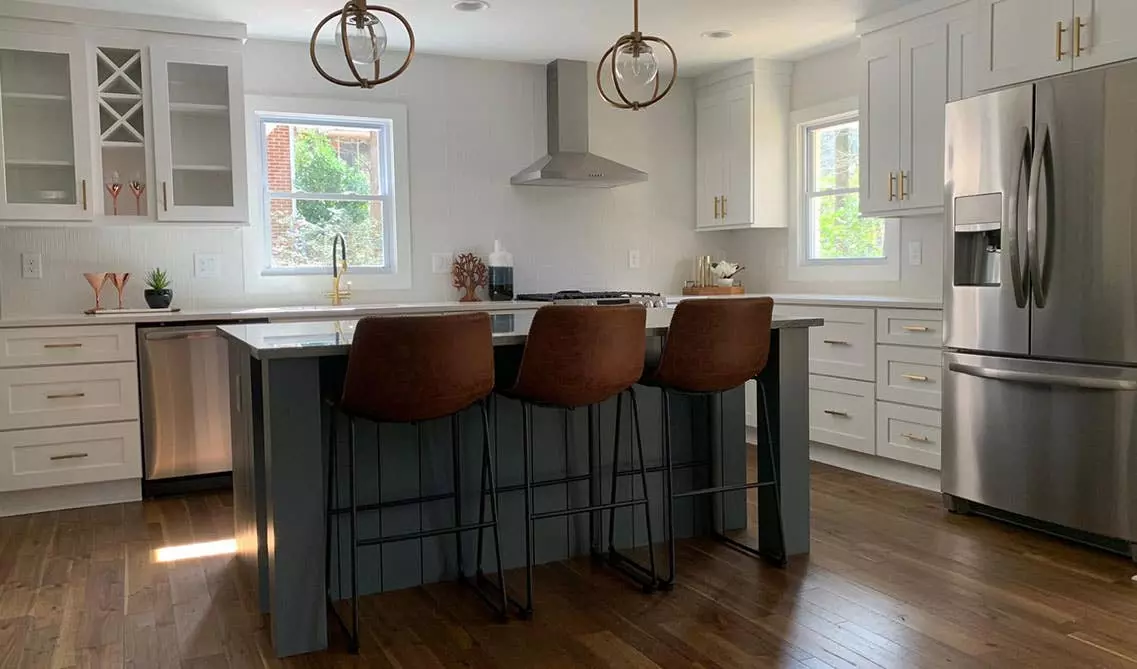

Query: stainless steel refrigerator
[943,61,1137,557]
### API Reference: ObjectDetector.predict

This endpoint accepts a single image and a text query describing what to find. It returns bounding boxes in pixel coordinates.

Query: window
[789,100,898,282]
[260,117,392,273]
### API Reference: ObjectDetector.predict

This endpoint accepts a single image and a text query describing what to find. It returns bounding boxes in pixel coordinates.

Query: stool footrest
[531,497,647,521]
[329,489,456,516]
[604,548,658,592]
[672,480,775,500]
[711,531,787,567]
[357,520,497,547]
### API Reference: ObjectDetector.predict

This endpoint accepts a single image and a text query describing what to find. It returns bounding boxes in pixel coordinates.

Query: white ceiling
[28,0,921,72]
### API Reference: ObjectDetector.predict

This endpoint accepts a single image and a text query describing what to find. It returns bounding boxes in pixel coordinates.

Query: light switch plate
[21,253,41,279]
[194,253,221,278]
[432,253,454,274]
[908,241,923,266]
[628,249,641,270]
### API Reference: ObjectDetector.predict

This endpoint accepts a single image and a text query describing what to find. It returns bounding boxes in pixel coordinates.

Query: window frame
[788,98,899,283]
[243,95,412,294]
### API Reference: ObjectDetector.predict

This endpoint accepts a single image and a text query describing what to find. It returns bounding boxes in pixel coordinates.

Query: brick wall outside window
[265,125,293,239]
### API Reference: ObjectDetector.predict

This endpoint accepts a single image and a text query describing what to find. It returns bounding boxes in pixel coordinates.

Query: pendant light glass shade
[310,0,414,89]
[597,0,677,111]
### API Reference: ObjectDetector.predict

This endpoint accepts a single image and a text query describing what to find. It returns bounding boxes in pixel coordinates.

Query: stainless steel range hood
[511,60,648,188]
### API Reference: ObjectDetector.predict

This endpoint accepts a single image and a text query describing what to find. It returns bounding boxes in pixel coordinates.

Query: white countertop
[0,300,547,328]
[668,293,943,310]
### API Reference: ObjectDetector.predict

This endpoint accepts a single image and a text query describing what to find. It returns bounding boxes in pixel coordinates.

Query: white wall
[719,43,944,301]
[0,40,708,317]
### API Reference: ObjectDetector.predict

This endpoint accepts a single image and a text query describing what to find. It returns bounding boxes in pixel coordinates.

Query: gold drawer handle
[50,453,89,461]
[713,196,720,219]
[46,392,86,400]
[823,409,850,418]
[902,325,930,333]
[902,433,932,443]
[901,374,930,382]
[1056,21,1067,61]
[822,339,851,346]
[43,342,84,349]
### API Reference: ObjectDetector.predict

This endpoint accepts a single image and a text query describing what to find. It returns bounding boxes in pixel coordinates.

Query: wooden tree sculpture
[452,252,488,302]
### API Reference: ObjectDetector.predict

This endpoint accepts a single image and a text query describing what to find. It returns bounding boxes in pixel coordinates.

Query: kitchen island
[219,308,821,657]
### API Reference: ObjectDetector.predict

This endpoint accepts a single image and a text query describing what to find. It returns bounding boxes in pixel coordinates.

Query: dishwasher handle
[143,330,219,342]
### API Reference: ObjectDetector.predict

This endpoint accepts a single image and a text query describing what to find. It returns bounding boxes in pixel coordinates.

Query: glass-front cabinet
[0,33,93,220]
[151,46,247,222]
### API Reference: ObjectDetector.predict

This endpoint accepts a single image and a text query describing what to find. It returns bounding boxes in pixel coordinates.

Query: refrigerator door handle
[948,362,1137,391]
[1007,126,1031,309]
[1027,123,1051,309]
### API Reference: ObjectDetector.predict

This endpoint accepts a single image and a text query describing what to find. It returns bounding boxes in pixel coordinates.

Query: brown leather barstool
[325,312,508,652]
[499,304,658,618]
[640,297,787,589]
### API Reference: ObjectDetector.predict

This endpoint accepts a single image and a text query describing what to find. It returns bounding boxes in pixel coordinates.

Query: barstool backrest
[510,304,647,408]
[341,312,494,423]
[651,297,774,393]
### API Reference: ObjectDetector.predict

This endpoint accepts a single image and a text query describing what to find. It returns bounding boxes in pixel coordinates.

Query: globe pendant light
[310,0,415,89]
[597,0,677,111]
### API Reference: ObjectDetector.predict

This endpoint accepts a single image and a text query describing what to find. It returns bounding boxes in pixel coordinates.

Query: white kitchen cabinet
[151,45,247,222]
[860,17,949,217]
[979,0,1137,91]
[0,421,142,492]
[0,31,93,221]
[1071,0,1137,70]
[695,60,790,231]
[876,402,941,469]
[947,13,981,102]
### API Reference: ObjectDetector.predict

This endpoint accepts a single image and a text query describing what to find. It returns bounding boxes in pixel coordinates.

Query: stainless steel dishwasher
[138,324,233,486]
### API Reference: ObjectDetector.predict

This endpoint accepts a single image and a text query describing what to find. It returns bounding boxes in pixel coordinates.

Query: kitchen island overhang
[219,308,820,658]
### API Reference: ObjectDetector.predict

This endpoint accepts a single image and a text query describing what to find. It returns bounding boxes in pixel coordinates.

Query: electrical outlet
[21,253,41,279]
[628,249,641,270]
[908,241,923,266]
[194,253,221,278]
[432,253,454,274]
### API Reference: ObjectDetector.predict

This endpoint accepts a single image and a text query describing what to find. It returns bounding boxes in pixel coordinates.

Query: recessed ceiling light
[702,30,734,40]
[453,0,490,11]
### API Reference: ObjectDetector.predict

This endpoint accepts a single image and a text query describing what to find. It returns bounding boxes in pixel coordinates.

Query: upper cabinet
[859,8,959,217]
[0,32,93,221]
[979,0,1137,91]
[0,7,247,225]
[695,60,791,231]
[151,47,246,222]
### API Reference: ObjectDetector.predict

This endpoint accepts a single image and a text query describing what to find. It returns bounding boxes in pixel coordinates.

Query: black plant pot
[145,289,173,309]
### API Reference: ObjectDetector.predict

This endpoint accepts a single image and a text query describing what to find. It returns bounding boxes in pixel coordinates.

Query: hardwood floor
[2,463,1136,668]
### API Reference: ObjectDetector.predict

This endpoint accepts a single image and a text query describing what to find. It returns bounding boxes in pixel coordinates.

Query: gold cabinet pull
[46,392,86,400]
[81,179,87,210]
[888,172,896,201]
[898,170,908,200]
[50,452,89,461]
[714,196,720,219]
[43,342,83,349]
[901,373,930,382]
[824,409,850,418]
[822,339,851,346]
[1074,16,1085,56]
[721,195,727,217]
[902,433,932,443]
[902,325,930,332]
[162,182,169,211]
[1056,21,1067,60]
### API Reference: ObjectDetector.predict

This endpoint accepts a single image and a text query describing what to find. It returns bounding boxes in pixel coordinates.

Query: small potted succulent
[144,267,173,309]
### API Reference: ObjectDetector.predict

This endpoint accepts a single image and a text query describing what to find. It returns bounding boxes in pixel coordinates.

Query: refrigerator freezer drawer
[943,352,1137,542]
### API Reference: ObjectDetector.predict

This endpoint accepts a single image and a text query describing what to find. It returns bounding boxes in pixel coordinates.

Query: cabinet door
[898,23,948,212]
[1073,0,1137,70]
[0,33,93,221]
[722,84,754,227]
[695,93,726,230]
[859,35,901,216]
[151,46,247,222]
[978,0,1073,91]
[948,14,981,102]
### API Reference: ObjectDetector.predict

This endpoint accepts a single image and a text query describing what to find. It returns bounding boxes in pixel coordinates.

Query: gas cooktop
[516,290,664,307]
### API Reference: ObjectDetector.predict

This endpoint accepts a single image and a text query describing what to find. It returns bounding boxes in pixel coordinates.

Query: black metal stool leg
[519,402,535,619]
[659,389,676,590]
[325,407,337,599]
[606,392,624,554]
[757,380,787,565]
[480,400,510,620]
[628,387,658,589]
[601,390,658,593]
[347,417,360,653]
[451,413,465,581]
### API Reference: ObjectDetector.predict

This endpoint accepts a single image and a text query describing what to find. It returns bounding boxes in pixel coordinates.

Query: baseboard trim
[809,443,941,492]
[0,478,141,517]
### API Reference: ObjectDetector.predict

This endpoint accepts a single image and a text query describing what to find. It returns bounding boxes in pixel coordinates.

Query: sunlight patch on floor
[153,538,237,563]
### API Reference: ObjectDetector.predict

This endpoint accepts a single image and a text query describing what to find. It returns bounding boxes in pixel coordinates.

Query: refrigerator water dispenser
[953,193,1004,287]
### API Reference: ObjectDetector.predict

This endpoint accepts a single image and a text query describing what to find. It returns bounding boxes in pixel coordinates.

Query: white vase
[716,278,735,288]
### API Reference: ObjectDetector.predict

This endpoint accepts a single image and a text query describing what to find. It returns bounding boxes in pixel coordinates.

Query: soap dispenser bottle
[488,240,514,301]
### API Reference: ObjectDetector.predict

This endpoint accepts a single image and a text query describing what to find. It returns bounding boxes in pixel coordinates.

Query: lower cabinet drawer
[809,375,875,454]
[0,421,142,492]
[0,362,139,430]
[876,345,943,409]
[876,402,941,470]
